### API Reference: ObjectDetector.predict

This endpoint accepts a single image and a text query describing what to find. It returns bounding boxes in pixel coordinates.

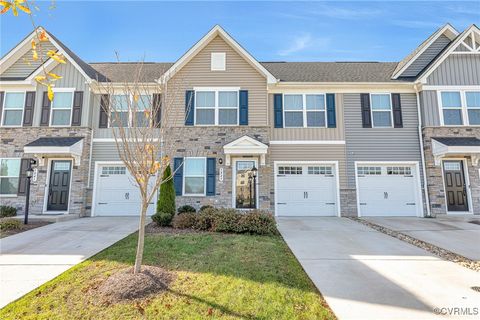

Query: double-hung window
[440,92,463,125]
[0,158,20,196]
[370,94,392,127]
[195,88,239,125]
[284,94,326,128]
[466,92,480,125]
[110,94,151,127]
[439,91,480,126]
[183,157,206,196]
[50,90,74,126]
[2,92,25,126]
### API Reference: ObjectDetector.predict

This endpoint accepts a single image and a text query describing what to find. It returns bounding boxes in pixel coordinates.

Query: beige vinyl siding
[269,144,347,188]
[34,60,90,126]
[89,142,121,187]
[1,41,57,78]
[343,93,423,188]
[402,34,451,77]
[420,90,440,126]
[168,35,268,126]
[427,54,480,85]
[269,93,345,141]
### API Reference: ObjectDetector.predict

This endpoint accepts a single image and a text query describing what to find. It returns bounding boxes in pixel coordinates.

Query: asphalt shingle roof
[25,137,84,147]
[89,62,173,82]
[433,137,480,147]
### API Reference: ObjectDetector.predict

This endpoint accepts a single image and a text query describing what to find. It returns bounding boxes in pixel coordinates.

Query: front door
[443,160,468,212]
[47,160,72,211]
[234,160,257,209]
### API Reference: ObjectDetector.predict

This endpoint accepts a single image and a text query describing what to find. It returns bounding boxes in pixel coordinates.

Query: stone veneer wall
[164,126,271,211]
[0,127,92,216]
[422,127,480,215]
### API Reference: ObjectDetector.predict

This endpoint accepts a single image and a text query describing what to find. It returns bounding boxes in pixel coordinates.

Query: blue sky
[1,1,479,63]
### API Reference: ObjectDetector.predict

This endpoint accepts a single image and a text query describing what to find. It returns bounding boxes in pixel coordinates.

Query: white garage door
[94,164,156,216]
[276,164,338,216]
[356,164,420,217]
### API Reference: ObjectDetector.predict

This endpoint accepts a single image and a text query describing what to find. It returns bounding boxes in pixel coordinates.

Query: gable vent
[211,52,226,71]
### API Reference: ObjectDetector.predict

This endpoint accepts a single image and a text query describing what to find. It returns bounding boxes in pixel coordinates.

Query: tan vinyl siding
[269,144,347,188]
[34,60,90,126]
[420,90,440,126]
[343,93,423,188]
[168,35,268,126]
[427,54,480,85]
[89,142,121,187]
[402,34,451,77]
[269,93,345,141]
[1,41,57,78]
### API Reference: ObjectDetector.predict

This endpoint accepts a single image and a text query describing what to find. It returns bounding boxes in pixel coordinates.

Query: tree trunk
[133,203,148,274]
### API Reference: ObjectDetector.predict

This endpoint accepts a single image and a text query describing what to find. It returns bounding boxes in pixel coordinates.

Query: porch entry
[443,160,468,212]
[234,160,258,209]
[47,160,72,211]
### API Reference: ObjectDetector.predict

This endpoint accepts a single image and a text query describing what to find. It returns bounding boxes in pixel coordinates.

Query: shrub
[210,209,241,233]
[193,207,218,231]
[157,165,176,216]
[177,205,196,214]
[0,218,21,231]
[0,205,17,218]
[199,205,214,212]
[238,210,278,235]
[172,212,197,229]
[152,211,173,227]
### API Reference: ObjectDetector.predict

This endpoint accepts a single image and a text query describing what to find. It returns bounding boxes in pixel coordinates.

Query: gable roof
[392,23,459,79]
[160,25,277,84]
[90,62,172,82]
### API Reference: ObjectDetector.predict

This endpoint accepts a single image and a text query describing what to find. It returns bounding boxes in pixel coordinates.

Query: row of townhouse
[0,24,479,218]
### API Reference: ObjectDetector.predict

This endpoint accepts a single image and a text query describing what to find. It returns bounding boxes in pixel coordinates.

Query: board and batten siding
[420,90,441,126]
[269,93,345,141]
[34,60,91,126]
[343,93,423,188]
[1,41,57,78]
[427,54,480,85]
[401,34,451,77]
[269,144,347,188]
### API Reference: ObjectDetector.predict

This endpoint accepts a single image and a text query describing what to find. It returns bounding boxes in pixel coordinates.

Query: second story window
[370,94,392,127]
[110,94,151,128]
[440,92,462,125]
[284,94,326,128]
[466,92,480,125]
[195,89,239,126]
[50,90,74,126]
[2,92,25,127]
[439,91,480,126]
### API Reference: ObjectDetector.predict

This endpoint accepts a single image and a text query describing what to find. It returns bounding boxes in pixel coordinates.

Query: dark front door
[443,160,468,212]
[47,160,72,211]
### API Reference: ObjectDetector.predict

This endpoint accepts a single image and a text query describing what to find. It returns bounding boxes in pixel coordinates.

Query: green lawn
[1,231,335,320]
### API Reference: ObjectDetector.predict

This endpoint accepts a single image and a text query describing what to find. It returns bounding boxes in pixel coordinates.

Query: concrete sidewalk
[278,217,480,320]
[0,217,139,308]
[365,215,480,260]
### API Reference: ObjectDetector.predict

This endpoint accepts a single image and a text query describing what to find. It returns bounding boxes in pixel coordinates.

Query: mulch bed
[0,220,51,238]
[350,217,480,272]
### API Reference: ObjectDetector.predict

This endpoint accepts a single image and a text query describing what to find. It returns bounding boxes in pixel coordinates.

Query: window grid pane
[386,166,412,175]
[357,166,382,175]
[278,166,303,175]
[196,92,215,108]
[4,93,25,109]
[466,92,480,108]
[372,111,392,127]
[0,159,20,195]
[52,92,73,109]
[218,91,238,108]
[284,111,303,127]
[306,111,325,127]
[112,95,129,111]
[443,109,463,125]
[306,94,325,110]
[3,93,25,126]
[441,92,462,108]
[371,94,391,110]
[308,166,332,175]
[102,166,126,175]
[184,158,206,195]
[284,95,303,110]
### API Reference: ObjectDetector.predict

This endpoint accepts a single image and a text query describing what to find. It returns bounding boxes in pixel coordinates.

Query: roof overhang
[24,138,84,166]
[269,81,416,93]
[159,25,277,84]
[432,138,480,166]
[223,135,268,166]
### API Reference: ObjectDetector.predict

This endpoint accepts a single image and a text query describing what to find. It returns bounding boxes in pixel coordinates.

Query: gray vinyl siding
[419,90,440,126]
[89,142,121,187]
[1,41,57,78]
[427,54,480,85]
[269,144,347,188]
[344,93,423,188]
[34,60,91,126]
[269,93,345,141]
[401,34,451,77]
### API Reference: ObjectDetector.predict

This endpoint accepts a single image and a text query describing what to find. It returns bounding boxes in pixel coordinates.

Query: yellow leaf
[47,50,66,64]
[133,94,139,102]
[31,39,36,50]
[14,0,30,14]
[34,75,46,83]
[47,72,62,80]
[11,3,17,15]
[47,85,54,101]
[143,109,151,118]
[32,49,38,61]
[39,30,49,42]
[0,1,11,14]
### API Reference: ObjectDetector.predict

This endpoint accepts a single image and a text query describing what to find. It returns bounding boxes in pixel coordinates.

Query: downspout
[415,83,432,218]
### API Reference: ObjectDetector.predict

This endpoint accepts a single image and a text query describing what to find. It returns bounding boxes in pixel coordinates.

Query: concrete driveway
[365,215,480,260]
[278,217,480,320]
[0,217,139,308]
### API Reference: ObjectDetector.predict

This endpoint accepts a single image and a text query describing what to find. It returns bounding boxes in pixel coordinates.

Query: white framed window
[308,166,333,175]
[283,94,326,128]
[2,92,25,127]
[211,52,226,71]
[183,157,206,196]
[109,94,151,128]
[0,158,20,196]
[439,90,480,126]
[101,166,126,175]
[357,166,382,175]
[387,166,412,175]
[194,88,239,126]
[50,89,74,126]
[370,93,393,127]
[278,166,303,175]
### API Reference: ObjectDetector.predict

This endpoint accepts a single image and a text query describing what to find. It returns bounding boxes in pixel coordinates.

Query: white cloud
[278,34,330,57]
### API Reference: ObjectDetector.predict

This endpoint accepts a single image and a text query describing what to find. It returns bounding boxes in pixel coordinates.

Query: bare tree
[93,61,186,274]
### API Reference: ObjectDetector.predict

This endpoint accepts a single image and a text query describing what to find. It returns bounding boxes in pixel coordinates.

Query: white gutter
[415,83,432,218]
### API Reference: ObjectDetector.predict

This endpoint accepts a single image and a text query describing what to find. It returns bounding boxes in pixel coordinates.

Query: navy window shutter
[273,94,283,128]
[206,158,216,196]
[392,93,403,128]
[326,93,336,128]
[360,93,372,128]
[239,90,248,125]
[185,90,194,126]
[173,157,184,196]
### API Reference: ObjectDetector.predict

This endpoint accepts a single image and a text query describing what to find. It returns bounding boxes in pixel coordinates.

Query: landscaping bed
[0,219,51,238]
[0,229,335,319]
